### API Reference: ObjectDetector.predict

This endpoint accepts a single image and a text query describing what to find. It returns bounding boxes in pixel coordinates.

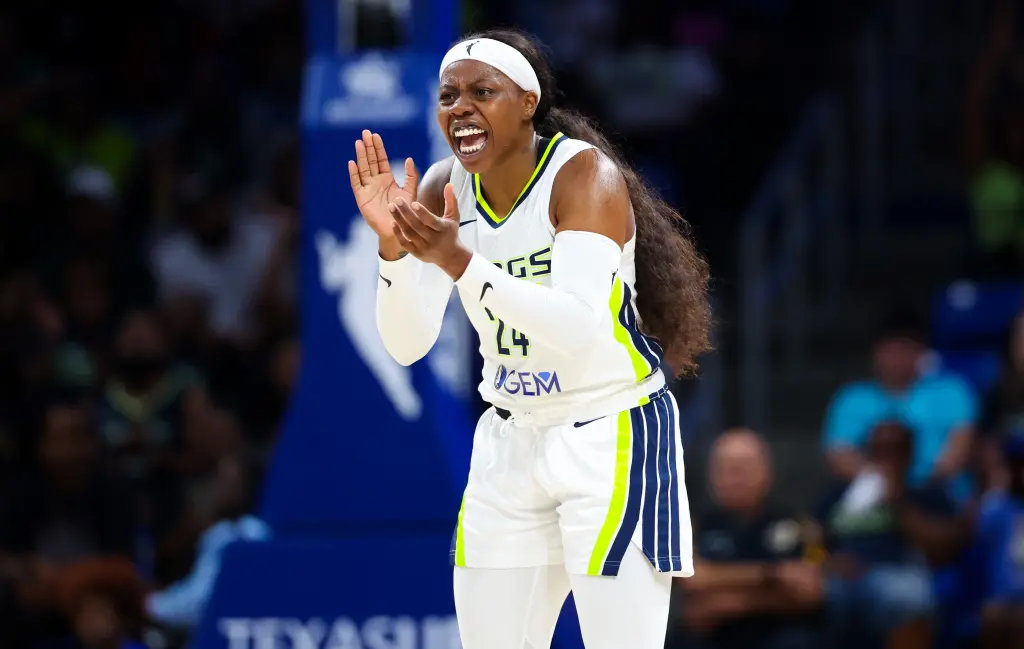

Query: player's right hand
[349,130,419,244]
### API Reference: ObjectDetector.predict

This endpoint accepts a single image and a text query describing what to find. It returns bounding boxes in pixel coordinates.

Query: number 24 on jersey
[485,308,530,357]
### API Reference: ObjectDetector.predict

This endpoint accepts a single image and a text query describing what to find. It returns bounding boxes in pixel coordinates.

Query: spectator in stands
[150,167,278,348]
[0,271,62,467]
[99,310,205,486]
[57,557,147,649]
[253,138,300,344]
[21,76,136,192]
[51,256,116,395]
[153,406,244,583]
[43,166,154,312]
[980,311,1024,488]
[816,422,970,649]
[976,426,1024,649]
[823,313,977,497]
[964,0,1024,277]
[146,452,270,630]
[240,336,300,447]
[669,428,822,649]
[0,401,135,645]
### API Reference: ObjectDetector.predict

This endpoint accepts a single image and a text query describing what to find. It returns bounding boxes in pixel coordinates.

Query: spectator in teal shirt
[823,314,978,498]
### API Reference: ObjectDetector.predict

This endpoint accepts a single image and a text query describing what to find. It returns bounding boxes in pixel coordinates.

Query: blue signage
[194,48,585,649]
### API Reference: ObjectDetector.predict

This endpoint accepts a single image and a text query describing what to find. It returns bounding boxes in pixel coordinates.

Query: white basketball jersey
[452,133,666,420]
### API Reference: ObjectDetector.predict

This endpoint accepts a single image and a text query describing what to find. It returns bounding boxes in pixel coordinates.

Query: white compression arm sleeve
[376,254,455,365]
[455,230,621,356]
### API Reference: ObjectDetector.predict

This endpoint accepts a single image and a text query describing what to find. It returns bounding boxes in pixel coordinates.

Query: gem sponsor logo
[493,365,561,396]
[218,615,461,649]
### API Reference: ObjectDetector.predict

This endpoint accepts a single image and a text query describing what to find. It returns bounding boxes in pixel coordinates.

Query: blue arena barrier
[192,2,588,646]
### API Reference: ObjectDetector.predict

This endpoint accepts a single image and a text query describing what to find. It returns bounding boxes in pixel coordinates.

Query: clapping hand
[348,129,419,259]
[388,185,471,279]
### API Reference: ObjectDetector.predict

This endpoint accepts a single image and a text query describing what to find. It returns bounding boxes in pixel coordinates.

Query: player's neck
[478,132,541,217]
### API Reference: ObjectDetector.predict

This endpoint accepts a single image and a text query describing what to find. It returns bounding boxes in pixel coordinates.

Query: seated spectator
[51,256,117,396]
[964,0,1024,277]
[150,168,277,348]
[816,422,970,649]
[0,401,135,646]
[0,271,64,467]
[41,165,154,312]
[56,557,147,649]
[242,337,299,446]
[99,309,205,486]
[20,77,136,192]
[252,138,300,344]
[979,311,1024,488]
[154,405,244,583]
[146,452,270,630]
[976,427,1024,649]
[669,428,821,649]
[823,312,977,497]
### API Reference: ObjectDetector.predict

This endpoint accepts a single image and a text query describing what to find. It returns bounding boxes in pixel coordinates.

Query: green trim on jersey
[608,277,655,382]
[474,132,565,227]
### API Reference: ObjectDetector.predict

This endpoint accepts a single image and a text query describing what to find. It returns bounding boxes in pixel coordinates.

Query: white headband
[439,38,541,102]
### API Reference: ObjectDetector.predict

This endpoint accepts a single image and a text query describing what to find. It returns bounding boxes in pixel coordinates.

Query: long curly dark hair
[464,28,713,374]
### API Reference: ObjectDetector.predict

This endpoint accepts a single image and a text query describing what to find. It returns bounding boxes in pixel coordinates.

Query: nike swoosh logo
[574,416,606,428]
[459,220,476,227]
[379,274,392,288]
[479,282,493,301]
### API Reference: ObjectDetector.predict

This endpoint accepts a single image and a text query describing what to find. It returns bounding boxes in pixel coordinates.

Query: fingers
[362,129,380,175]
[441,182,459,221]
[390,204,428,251]
[392,198,440,240]
[403,157,420,197]
[354,140,372,184]
[409,201,443,232]
[372,133,391,174]
[347,160,362,192]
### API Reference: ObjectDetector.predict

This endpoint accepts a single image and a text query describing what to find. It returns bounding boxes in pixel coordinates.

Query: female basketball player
[350,29,711,649]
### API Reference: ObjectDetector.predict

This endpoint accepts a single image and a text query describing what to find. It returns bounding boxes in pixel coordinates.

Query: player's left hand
[390,183,472,280]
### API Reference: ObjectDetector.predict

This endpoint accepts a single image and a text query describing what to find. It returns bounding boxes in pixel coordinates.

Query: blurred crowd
[0,1,301,647]
[9,0,1024,648]
[666,4,1024,648]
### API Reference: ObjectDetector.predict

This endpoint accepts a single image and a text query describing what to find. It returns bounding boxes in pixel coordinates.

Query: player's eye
[474,88,493,98]
[439,92,455,105]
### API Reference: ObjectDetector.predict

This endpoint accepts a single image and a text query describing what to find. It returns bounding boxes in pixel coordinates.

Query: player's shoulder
[552,140,625,203]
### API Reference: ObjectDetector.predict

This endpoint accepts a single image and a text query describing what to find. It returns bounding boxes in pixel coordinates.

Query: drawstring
[498,415,514,439]
[486,411,541,472]
[486,411,516,472]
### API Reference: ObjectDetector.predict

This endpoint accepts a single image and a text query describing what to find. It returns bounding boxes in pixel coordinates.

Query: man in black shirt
[670,428,822,649]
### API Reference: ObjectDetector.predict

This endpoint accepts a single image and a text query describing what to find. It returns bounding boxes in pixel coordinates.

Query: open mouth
[452,125,489,158]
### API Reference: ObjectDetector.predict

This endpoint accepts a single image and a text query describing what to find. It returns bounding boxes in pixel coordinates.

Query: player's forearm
[454,230,620,356]
[377,253,454,365]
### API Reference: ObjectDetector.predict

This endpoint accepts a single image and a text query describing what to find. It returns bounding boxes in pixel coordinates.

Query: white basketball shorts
[450,386,694,577]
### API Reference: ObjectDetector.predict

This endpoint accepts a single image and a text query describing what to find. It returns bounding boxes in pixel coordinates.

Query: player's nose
[449,93,474,116]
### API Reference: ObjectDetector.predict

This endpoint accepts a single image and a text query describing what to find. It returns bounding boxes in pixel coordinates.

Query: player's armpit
[550,148,632,246]
[417,157,457,216]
